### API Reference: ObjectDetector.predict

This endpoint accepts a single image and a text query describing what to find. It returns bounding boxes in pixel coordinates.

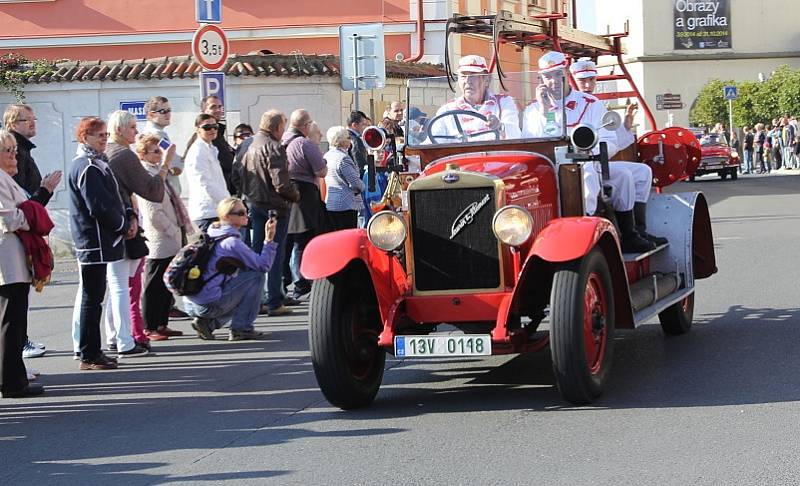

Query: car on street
[691,134,740,181]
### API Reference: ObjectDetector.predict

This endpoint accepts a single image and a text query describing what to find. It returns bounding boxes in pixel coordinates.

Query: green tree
[689,78,730,128]
[769,64,800,117]
[692,65,800,129]
[732,81,760,127]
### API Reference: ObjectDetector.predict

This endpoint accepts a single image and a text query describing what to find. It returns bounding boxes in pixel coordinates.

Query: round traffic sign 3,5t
[193,24,229,71]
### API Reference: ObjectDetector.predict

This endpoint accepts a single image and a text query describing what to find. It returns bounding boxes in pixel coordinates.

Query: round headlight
[492,205,533,247]
[367,211,407,251]
[730,150,739,158]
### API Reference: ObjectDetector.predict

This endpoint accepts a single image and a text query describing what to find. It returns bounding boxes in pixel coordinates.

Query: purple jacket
[187,223,277,305]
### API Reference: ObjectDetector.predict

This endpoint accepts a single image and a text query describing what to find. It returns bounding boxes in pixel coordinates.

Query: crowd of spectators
[723,116,798,175]
[0,96,408,397]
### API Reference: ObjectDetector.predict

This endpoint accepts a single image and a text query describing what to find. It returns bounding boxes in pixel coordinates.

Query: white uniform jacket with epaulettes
[431,92,522,142]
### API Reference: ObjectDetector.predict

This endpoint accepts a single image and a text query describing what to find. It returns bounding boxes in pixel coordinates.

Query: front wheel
[658,292,694,335]
[308,262,386,409]
[720,171,728,180]
[730,168,738,180]
[549,248,615,405]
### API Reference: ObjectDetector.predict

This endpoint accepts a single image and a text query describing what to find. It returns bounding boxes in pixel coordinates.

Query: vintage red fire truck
[301,11,716,409]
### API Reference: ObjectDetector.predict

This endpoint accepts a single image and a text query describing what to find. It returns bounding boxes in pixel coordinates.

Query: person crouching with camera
[183,197,277,341]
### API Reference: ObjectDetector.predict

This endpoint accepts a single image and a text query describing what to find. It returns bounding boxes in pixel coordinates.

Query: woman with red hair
[67,117,132,370]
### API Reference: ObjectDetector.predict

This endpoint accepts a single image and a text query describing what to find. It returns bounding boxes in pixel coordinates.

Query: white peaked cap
[457,55,489,74]
[538,51,567,74]
[570,57,598,79]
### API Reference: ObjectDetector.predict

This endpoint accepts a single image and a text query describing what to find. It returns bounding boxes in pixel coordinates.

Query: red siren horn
[361,126,387,151]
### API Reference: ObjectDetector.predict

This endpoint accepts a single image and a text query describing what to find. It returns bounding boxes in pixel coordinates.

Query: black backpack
[163,233,234,296]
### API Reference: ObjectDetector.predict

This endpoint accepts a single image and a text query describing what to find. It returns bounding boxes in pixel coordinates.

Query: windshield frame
[403,70,571,150]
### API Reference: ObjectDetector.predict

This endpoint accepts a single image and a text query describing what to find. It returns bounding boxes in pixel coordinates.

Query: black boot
[617,209,655,253]
[634,202,668,246]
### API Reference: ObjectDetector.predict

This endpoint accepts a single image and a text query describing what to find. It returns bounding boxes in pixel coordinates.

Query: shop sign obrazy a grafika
[673,0,732,50]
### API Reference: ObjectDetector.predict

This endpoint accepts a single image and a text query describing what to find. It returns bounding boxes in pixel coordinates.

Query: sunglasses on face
[0,146,17,154]
[151,109,172,115]
[145,147,162,155]
[199,124,219,131]
[234,132,252,139]
[228,210,247,217]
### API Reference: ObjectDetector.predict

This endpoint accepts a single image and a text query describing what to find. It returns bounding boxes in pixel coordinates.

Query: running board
[633,287,695,326]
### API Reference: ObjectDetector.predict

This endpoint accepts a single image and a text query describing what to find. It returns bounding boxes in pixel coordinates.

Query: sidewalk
[22,259,310,388]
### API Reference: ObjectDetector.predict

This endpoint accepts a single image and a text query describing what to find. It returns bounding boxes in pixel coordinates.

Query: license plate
[394,335,491,357]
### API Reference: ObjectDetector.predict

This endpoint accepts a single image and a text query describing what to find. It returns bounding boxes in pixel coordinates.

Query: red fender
[530,216,618,262]
[513,216,635,328]
[301,229,409,322]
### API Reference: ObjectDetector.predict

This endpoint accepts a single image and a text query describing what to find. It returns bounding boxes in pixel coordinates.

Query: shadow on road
[4,302,800,482]
[363,303,800,413]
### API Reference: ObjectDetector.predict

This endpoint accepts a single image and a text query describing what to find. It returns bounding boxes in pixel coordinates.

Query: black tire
[730,168,738,180]
[720,171,728,180]
[688,175,696,182]
[549,248,615,405]
[308,262,385,410]
[658,292,694,335]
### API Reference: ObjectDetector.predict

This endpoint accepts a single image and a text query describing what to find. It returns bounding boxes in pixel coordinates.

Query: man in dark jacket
[4,105,41,194]
[240,110,299,316]
[202,96,237,195]
[347,110,370,177]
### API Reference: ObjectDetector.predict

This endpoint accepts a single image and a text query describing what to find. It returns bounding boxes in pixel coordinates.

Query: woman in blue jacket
[184,197,277,341]
[67,117,132,370]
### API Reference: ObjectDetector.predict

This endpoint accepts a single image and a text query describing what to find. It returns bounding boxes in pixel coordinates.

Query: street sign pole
[728,98,734,136]
[352,33,360,112]
[339,24,386,114]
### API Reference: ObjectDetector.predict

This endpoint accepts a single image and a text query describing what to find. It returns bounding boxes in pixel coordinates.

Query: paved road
[3,170,800,485]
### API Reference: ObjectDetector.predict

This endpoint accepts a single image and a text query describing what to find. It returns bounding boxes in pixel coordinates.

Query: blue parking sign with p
[201,71,225,116]
[723,85,738,100]
[196,0,222,23]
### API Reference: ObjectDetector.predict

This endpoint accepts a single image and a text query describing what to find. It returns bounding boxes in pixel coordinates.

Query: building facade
[589,0,800,128]
[0,1,575,67]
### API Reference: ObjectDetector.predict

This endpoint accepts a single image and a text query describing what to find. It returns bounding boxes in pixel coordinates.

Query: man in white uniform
[570,57,667,246]
[522,51,653,253]
[429,55,521,143]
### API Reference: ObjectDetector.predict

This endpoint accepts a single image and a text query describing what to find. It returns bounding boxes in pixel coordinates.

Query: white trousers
[70,258,139,354]
[583,162,634,214]
[103,258,139,352]
[583,161,652,214]
[610,161,652,203]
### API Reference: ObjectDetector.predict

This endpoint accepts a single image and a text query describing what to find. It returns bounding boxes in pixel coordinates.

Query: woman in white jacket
[184,113,230,232]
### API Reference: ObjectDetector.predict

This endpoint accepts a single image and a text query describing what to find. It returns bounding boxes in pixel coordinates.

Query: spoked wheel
[308,262,385,410]
[549,248,615,404]
[658,292,695,335]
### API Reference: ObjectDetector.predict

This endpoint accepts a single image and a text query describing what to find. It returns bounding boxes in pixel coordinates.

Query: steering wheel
[425,109,501,145]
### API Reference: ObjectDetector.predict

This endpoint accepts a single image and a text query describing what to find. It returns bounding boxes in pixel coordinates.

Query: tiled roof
[22,53,445,84]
